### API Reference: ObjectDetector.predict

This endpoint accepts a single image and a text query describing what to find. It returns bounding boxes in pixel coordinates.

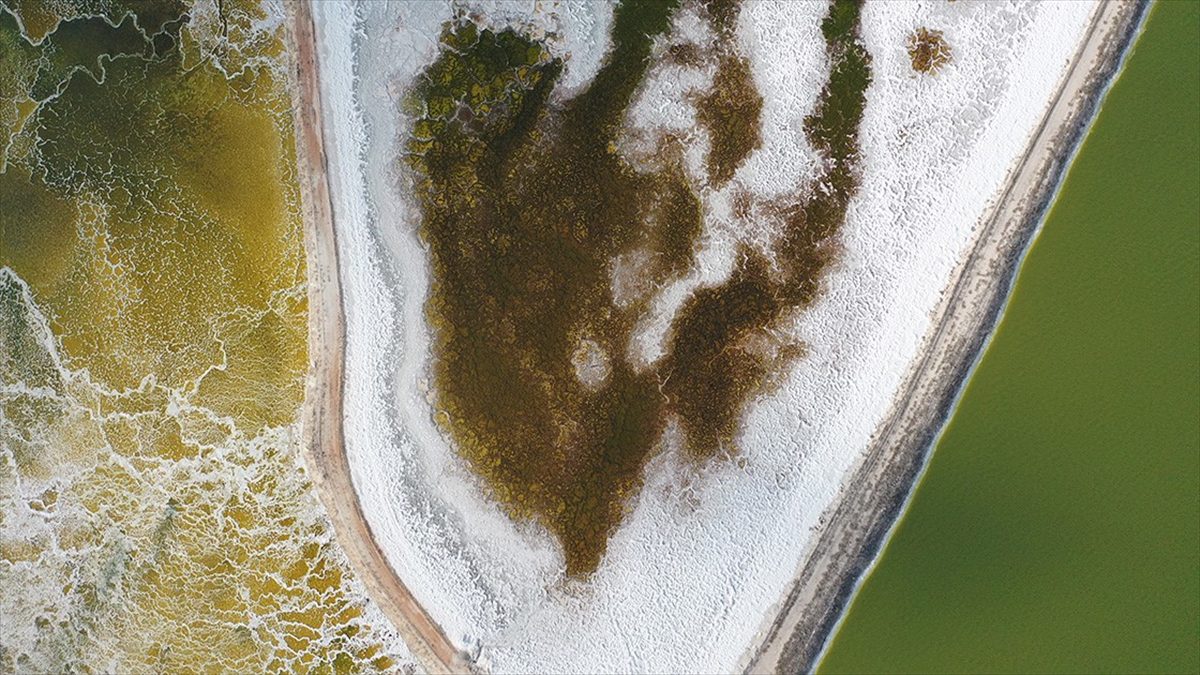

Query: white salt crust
[314,1,1096,672]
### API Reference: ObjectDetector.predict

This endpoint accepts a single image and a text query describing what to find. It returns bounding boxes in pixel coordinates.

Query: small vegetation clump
[907,27,952,73]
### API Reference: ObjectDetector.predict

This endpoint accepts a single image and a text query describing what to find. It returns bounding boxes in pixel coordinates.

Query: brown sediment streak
[405,0,871,576]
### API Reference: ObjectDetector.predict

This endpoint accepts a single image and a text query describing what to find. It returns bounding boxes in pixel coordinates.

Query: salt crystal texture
[313,1,1096,672]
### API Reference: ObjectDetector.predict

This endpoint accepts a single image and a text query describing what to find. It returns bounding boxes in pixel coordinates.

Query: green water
[819,2,1199,672]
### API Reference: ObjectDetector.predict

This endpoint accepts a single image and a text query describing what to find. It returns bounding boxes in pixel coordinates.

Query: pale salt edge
[311,1,1096,672]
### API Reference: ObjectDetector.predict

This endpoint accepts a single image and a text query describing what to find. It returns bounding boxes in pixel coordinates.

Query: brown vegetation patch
[698,54,763,186]
[404,0,871,575]
[908,27,952,73]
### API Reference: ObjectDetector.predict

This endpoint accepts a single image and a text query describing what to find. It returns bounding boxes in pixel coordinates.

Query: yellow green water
[0,1,403,671]
[820,2,1199,672]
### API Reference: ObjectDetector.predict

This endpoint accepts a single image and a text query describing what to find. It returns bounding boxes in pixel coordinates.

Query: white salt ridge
[316,1,1097,672]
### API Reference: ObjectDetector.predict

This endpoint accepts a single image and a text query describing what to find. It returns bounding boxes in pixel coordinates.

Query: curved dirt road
[288,3,469,673]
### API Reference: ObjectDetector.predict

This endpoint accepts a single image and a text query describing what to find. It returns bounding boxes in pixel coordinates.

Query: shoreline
[742,1,1150,672]
[286,2,467,673]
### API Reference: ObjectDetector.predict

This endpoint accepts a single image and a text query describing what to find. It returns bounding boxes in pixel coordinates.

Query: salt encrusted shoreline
[301,1,1139,673]
[288,2,459,672]
[745,2,1150,671]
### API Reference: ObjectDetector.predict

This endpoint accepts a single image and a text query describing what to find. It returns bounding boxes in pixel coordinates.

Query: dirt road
[288,3,470,673]
[742,2,1148,672]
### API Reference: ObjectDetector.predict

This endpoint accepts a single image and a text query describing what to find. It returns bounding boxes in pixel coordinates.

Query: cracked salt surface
[314,1,1096,672]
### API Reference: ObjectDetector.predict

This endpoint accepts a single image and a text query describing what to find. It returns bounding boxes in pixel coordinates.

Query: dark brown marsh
[403,0,872,575]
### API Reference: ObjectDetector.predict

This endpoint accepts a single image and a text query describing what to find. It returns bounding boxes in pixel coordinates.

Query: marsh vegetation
[405,0,872,575]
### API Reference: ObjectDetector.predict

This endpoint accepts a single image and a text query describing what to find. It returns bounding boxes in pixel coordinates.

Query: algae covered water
[0,1,401,670]
[820,2,1200,671]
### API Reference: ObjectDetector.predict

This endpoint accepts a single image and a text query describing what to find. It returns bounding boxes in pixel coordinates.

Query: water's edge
[746,2,1152,671]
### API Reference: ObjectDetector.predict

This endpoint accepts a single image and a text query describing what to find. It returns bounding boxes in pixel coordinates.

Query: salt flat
[309,2,1104,672]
